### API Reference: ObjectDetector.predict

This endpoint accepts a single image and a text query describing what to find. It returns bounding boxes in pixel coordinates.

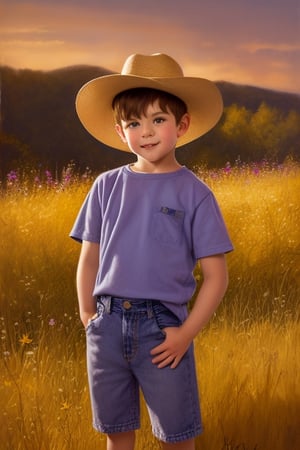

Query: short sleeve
[192,192,233,259]
[69,180,102,243]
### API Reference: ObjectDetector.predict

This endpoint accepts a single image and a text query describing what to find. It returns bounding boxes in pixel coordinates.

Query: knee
[106,430,135,450]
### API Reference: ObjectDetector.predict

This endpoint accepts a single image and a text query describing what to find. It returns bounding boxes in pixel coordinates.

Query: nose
[141,122,154,137]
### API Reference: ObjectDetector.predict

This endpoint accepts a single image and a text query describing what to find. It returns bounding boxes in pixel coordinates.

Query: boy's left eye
[154,117,165,124]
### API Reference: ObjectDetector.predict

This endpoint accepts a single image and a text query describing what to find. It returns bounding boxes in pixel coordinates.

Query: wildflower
[7,170,18,182]
[19,333,33,345]
[223,162,231,174]
[61,401,71,410]
[62,166,73,186]
[49,318,56,326]
[45,170,53,186]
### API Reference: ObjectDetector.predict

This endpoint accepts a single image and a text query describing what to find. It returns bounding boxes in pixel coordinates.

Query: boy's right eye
[127,121,140,128]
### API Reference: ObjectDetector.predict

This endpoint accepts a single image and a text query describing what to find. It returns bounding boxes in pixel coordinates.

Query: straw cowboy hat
[76,53,223,152]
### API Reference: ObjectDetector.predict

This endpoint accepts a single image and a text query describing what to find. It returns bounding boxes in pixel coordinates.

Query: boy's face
[115,100,190,172]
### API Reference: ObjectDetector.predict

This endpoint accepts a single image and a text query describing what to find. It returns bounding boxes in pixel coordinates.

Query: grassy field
[0,162,299,449]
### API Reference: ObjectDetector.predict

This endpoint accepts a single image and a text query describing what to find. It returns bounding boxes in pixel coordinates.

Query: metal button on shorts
[123,300,132,309]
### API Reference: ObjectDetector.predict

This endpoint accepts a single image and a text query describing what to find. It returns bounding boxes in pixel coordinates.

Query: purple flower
[223,162,231,174]
[7,171,18,182]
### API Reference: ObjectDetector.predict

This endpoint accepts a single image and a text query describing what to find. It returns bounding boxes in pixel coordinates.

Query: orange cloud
[241,42,300,53]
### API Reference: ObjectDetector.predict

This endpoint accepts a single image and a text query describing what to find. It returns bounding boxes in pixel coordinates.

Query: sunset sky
[1,0,300,94]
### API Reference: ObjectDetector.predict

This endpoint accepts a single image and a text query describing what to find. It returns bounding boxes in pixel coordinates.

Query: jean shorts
[86,296,202,443]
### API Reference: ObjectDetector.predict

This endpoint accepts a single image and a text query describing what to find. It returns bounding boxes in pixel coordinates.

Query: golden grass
[0,163,299,449]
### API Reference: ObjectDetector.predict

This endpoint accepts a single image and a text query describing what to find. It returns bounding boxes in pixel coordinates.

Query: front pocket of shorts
[85,309,107,333]
[152,208,184,245]
[153,303,182,331]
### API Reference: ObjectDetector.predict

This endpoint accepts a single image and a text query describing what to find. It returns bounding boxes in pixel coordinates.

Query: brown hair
[112,88,188,126]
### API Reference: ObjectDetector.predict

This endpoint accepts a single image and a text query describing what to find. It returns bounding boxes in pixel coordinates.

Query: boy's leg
[107,431,135,450]
[160,438,195,450]
[134,302,202,444]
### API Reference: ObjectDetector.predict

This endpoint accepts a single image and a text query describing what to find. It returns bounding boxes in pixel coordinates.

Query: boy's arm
[151,254,229,369]
[76,240,100,328]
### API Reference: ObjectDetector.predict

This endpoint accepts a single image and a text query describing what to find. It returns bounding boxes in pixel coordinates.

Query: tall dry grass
[0,162,299,449]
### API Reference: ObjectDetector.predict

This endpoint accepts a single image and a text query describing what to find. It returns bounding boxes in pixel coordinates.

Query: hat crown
[121,53,184,78]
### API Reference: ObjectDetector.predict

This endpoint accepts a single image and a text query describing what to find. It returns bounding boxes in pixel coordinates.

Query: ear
[115,124,127,143]
[177,113,190,138]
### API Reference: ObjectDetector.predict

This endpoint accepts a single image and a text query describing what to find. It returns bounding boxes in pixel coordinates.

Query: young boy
[70,53,233,450]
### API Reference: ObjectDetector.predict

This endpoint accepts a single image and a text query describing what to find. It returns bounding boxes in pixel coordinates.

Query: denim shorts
[85,296,202,443]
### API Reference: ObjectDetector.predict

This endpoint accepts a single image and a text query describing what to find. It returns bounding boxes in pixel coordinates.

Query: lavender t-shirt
[70,165,233,320]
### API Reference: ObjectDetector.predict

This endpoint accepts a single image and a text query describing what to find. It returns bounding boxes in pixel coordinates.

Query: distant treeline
[1,65,300,180]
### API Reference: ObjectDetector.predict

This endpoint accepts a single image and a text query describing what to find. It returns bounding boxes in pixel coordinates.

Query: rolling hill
[1,65,299,177]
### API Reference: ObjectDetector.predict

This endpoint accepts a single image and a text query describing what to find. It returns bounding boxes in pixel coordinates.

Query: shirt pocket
[152,206,185,245]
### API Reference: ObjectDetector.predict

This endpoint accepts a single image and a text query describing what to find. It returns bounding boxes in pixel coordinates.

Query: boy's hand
[150,327,191,369]
[82,311,97,329]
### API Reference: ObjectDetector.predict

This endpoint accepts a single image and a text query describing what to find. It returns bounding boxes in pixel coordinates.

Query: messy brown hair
[112,88,188,126]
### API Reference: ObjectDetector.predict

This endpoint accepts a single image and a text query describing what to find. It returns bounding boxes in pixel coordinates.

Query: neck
[131,159,182,174]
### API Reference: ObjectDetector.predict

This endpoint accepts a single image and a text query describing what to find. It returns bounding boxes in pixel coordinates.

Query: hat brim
[75,74,223,152]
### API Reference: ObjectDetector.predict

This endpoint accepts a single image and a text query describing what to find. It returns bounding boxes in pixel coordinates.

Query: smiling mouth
[141,143,158,149]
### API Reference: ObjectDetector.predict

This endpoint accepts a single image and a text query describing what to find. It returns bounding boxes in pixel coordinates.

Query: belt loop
[147,300,153,318]
[105,296,112,314]
[99,295,112,314]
